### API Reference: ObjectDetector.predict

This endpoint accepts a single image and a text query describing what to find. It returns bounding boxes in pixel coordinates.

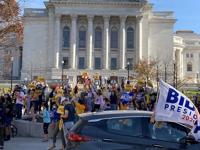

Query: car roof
[79,110,153,121]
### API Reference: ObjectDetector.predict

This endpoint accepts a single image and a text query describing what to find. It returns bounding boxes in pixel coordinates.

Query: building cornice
[149,18,176,24]
[184,46,200,50]
[45,1,146,8]
[23,17,48,23]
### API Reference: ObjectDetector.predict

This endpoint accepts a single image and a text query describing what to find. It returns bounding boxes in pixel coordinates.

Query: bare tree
[134,58,158,82]
[0,0,23,45]
[0,0,24,79]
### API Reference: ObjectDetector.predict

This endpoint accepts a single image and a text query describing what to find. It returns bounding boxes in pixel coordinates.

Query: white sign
[155,80,200,127]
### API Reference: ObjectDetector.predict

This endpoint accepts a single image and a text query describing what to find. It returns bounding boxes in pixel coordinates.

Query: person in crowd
[30,89,37,122]
[49,87,56,111]
[92,89,105,112]
[74,98,86,115]
[74,85,78,96]
[42,102,51,142]
[0,96,5,150]
[110,90,118,110]
[4,94,13,141]
[104,98,111,111]
[48,97,76,150]
[15,89,25,119]
[85,88,94,112]
[48,97,62,150]
[62,97,76,147]
[135,88,146,110]
[24,90,31,115]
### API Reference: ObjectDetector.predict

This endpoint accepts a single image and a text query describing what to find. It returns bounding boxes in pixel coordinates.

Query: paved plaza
[4,137,61,150]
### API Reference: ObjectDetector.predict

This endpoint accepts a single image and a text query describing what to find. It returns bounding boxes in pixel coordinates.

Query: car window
[148,122,188,143]
[106,117,142,137]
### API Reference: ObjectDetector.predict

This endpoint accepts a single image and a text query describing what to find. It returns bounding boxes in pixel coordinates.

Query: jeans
[16,104,23,119]
[52,122,66,148]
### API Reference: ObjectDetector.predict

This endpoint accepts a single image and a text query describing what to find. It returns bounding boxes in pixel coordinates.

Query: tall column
[87,15,94,69]
[103,16,110,70]
[54,15,61,69]
[120,16,127,70]
[135,16,142,63]
[71,15,77,69]
[47,8,54,68]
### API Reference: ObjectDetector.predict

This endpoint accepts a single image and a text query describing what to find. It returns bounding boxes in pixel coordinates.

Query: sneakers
[48,145,56,150]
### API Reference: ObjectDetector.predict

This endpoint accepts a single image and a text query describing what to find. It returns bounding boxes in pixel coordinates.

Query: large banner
[155,80,200,127]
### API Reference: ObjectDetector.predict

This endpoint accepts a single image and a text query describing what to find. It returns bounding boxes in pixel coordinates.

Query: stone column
[47,8,54,69]
[103,16,110,70]
[120,16,127,70]
[54,15,61,69]
[135,16,142,63]
[71,15,77,69]
[87,15,94,69]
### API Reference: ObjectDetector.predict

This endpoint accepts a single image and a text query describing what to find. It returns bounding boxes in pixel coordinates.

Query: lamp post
[127,62,130,82]
[173,61,178,88]
[164,64,167,82]
[10,57,14,92]
[61,60,64,88]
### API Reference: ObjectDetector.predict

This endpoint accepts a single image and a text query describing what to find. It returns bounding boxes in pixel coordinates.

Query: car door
[141,118,193,150]
[98,117,149,150]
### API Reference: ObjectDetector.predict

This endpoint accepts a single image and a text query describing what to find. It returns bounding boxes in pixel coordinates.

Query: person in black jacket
[0,96,6,149]
[4,94,13,141]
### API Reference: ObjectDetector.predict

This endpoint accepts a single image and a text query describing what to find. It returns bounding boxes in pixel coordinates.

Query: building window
[190,53,193,58]
[111,27,119,49]
[94,57,101,69]
[111,58,117,70]
[79,26,86,48]
[78,57,85,69]
[186,53,189,58]
[94,27,102,49]
[126,27,134,49]
[63,26,70,48]
[62,57,69,69]
[187,63,192,72]
[127,58,133,70]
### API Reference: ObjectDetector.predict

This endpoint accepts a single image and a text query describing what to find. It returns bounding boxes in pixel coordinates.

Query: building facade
[0,33,22,80]
[174,30,200,83]
[21,0,176,83]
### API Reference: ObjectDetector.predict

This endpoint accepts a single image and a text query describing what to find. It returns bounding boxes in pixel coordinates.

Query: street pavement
[4,137,62,150]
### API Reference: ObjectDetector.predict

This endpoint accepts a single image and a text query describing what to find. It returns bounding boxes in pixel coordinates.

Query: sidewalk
[4,137,62,150]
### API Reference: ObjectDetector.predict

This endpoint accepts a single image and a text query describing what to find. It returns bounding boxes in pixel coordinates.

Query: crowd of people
[0,76,158,150]
[1,75,200,149]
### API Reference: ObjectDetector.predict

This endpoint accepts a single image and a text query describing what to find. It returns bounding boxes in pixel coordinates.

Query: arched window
[63,26,70,48]
[79,26,86,48]
[127,27,134,49]
[111,27,118,49]
[187,63,192,72]
[94,27,102,49]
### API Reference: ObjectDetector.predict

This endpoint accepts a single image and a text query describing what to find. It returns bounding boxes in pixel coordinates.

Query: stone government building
[21,0,200,83]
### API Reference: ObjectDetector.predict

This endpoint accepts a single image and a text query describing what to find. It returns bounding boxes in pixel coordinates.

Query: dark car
[66,110,200,150]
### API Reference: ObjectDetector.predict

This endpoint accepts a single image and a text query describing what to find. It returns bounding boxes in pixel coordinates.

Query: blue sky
[21,0,200,34]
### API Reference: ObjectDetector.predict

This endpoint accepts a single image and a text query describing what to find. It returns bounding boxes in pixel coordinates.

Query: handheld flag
[155,80,199,127]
